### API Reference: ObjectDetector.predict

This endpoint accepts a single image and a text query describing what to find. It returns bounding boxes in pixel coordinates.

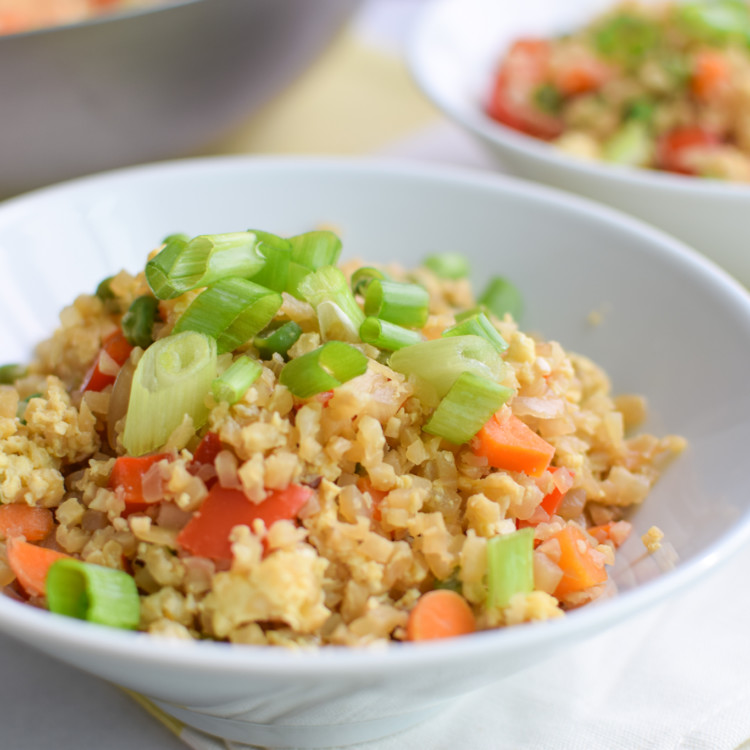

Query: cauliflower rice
[0,229,685,646]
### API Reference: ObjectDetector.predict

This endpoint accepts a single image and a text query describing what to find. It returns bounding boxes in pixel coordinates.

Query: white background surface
[2,2,750,749]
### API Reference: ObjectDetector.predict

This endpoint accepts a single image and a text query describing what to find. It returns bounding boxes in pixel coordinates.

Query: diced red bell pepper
[80,329,133,393]
[176,483,314,563]
[110,453,171,516]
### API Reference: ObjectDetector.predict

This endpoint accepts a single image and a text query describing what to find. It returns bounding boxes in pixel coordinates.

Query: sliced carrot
[472,411,555,477]
[406,589,476,641]
[110,453,171,516]
[80,329,134,393]
[0,505,54,542]
[6,538,71,597]
[550,525,608,598]
[176,483,314,563]
[691,50,729,100]
[655,126,720,175]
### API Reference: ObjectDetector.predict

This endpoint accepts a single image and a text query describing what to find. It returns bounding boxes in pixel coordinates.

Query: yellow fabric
[204,29,439,157]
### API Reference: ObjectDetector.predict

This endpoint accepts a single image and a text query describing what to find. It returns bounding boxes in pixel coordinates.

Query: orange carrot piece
[539,467,575,516]
[553,57,611,95]
[6,538,71,597]
[691,50,729,99]
[109,453,171,516]
[550,525,608,598]
[0,505,54,542]
[406,589,477,641]
[472,411,555,477]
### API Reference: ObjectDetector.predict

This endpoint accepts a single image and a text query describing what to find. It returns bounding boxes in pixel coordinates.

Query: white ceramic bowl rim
[0,0,204,40]
[408,0,750,199]
[0,155,749,677]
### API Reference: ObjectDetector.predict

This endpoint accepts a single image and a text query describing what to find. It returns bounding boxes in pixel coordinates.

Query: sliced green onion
[146,232,265,300]
[389,335,506,401]
[478,277,523,322]
[676,0,750,46]
[359,317,422,351]
[486,528,535,610]
[0,364,27,384]
[250,231,292,293]
[279,341,368,398]
[285,261,313,299]
[533,83,564,115]
[46,558,140,630]
[422,252,471,280]
[122,330,217,456]
[423,371,513,444]
[351,266,389,297]
[442,311,508,354]
[254,321,302,360]
[121,295,160,350]
[212,355,262,405]
[173,277,282,355]
[144,233,190,299]
[364,280,429,329]
[95,276,116,303]
[289,230,342,270]
[298,266,365,342]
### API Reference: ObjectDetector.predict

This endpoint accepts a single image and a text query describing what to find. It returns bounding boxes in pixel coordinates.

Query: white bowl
[408,0,750,287]
[1,156,750,748]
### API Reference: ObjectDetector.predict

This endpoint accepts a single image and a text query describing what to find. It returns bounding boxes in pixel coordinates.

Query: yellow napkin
[201,27,439,158]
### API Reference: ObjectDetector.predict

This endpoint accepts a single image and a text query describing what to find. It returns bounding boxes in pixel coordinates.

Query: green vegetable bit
[121,295,160,349]
[46,558,140,630]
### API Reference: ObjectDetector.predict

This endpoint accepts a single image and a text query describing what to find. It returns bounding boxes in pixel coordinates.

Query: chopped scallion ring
[212,355,263,405]
[289,230,342,270]
[173,277,282,354]
[486,528,535,610]
[121,295,160,350]
[478,276,523,322]
[298,266,365,342]
[364,279,429,329]
[46,558,140,630]
[423,252,470,280]
[279,341,368,398]
[122,330,217,456]
[254,321,303,360]
[359,317,423,351]
[146,232,265,300]
[351,266,389,297]
[423,371,513,444]
[442,311,508,354]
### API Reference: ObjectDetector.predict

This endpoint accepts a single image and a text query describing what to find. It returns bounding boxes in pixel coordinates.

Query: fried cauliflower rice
[0,229,685,646]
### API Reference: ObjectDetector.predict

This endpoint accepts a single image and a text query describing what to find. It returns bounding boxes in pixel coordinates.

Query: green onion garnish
[351,266,389,297]
[486,528,535,610]
[423,371,513,444]
[359,317,422,351]
[254,321,303,360]
[173,277,282,355]
[364,280,429,329]
[46,558,140,630]
[95,276,116,302]
[146,232,265,300]
[0,364,27,384]
[143,233,190,299]
[422,252,471,280]
[676,0,750,46]
[289,230,342,270]
[478,277,523,322]
[121,295,160,350]
[250,231,292,293]
[442,311,508,354]
[298,265,365,342]
[122,330,217,456]
[212,355,262,405]
[389,335,506,400]
[279,342,368,398]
